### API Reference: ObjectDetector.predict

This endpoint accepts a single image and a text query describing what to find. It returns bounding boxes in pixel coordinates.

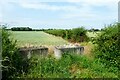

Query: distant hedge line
[10,27,101,32]
[44,27,89,42]
[11,27,32,31]
[11,27,49,31]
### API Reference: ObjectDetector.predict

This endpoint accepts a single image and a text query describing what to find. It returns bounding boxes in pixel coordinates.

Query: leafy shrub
[1,27,30,79]
[71,27,89,42]
[93,24,120,70]
[45,29,66,38]
[65,29,72,40]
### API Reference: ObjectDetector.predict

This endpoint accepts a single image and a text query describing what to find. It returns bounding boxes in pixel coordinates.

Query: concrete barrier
[54,45,84,59]
[19,46,48,59]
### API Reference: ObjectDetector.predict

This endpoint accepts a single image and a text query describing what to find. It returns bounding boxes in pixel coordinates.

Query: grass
[20,53,119,78]
[11,31,69,47]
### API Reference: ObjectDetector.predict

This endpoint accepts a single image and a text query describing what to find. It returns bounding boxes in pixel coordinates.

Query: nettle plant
[94,24,120,69]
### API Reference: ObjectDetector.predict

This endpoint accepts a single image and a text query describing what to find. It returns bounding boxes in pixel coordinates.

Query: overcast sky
[0,0,119,29]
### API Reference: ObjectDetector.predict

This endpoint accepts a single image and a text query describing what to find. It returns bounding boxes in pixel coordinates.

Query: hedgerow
[44,27,89,42]
[1,27,30,79]
[93,24,120,71]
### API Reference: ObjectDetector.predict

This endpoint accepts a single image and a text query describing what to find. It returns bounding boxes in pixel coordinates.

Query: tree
[71,27,88,42]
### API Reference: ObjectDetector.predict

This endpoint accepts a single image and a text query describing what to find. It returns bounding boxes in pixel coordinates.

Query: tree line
[10,27,100,31]
[11,27,32,31]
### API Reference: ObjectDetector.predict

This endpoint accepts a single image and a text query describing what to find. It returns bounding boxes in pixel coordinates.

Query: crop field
[11,31,69,47]
[86,31,101,38]
[11,31,100,47]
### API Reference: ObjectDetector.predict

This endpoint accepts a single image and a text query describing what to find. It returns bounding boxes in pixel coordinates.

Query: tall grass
[21,53,118,78]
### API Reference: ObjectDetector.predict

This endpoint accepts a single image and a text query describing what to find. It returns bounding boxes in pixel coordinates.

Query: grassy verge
[20,53,119,78]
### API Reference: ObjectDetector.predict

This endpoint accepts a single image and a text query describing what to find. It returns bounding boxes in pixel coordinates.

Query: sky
[0,0,119,29]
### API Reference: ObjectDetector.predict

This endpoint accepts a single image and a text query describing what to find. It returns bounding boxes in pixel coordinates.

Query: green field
[86,31,101,38]
[11,31,100,47]
[11,31,69,47]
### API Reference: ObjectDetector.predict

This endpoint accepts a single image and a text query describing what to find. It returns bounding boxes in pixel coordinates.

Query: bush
[66,29,72,40]
[45,29,66,38]
[71,27,89,42]
[1,27,30,79]
[93,24,120,70]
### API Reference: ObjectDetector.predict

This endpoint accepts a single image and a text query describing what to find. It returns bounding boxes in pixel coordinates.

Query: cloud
[66,0,118,12]
[59,0,118,20]
[2,0,118,11]
[0,0,78,11]
[19,2,78,11]
[1,0,118,29]
[67,0,118,5]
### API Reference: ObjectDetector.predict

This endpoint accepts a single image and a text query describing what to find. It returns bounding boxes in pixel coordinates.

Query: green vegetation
[93,24,120,71]
[45,29,66,38]
[72,27,88,42]
[21,24,119,78]
[45,27,89,43]
[11,31,69,47]
[1,28,30,79]
[86,31,101,38]
[1,23,120,78]
[21,53,118,78]
[11,27,32,31]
